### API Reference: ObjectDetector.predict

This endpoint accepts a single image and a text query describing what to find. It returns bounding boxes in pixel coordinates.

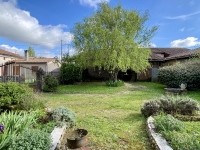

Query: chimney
[24,50,29,61]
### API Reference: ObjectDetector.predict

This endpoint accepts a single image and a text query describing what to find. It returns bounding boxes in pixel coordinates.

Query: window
[31,66,39,72]
[13,66,20,75]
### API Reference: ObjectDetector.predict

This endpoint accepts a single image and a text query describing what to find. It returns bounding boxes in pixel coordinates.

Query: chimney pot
[24,50,29,61]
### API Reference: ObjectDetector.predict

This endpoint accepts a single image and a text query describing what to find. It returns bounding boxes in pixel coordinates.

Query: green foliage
[0,82,33,111]
[28,46,35,57]
[43,75,59,92]
[0,111,36,150]
[159,95,200,115]
[17,92,45,111]
[141,95,200,117]
[154,113,184,132]
[105,80,124,87]
[18,98,45,111]
[60,63,82,84]
[141,100,160,117]
[52,106,76,127]
[154,113,200,150]
[165,132,200,150]
[157,59,200,89]
[34,121,56,134]
[9,129,52,150]
[72,3,157,81]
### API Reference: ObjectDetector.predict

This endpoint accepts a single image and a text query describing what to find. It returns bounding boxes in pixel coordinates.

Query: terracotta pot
[66,129,88,149]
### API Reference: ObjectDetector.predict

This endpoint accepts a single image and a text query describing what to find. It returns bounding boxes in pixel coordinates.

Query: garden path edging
[50,125,66,150]
[147,116,172,150]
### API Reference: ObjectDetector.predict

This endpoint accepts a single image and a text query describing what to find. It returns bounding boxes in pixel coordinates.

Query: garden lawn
[43,82,200,150]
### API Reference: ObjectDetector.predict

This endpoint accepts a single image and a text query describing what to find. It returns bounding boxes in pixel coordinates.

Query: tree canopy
[72,3,157,81]
[28,46,36,57]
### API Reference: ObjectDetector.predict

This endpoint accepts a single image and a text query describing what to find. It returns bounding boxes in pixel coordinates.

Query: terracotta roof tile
[150,48,192,61]
[15,58,55,63]
[0,49,23,59]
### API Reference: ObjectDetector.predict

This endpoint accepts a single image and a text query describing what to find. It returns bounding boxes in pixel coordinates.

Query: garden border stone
[147,116,172,150]
[50,125,66,150]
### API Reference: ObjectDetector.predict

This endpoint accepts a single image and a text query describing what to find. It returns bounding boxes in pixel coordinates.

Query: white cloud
[149,43,156,47]
[62,45,77,56]
[0,0,73,49]
[179,27,185,32]
[79,0,110,8]
[165,11,200,20]
[0,44,58,58]
[170,37,200,47]
[0,44,24,56]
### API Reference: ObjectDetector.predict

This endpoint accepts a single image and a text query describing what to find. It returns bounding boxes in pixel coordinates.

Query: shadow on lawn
[123,113,145,122]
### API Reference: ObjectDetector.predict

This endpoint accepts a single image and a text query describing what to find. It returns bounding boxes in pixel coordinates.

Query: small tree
[72,3,157,81]
[28,46,36,57]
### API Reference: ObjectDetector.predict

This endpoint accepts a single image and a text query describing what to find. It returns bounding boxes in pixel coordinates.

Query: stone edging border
[50,126,66,150]
[147,116,173,150]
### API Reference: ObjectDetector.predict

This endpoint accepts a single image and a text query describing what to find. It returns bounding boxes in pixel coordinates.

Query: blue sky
[0,0,200,58]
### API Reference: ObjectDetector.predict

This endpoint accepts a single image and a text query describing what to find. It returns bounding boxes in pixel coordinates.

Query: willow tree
[72,3,157,81]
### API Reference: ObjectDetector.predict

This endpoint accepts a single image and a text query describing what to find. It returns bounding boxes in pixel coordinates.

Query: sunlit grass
[42,82,200,150]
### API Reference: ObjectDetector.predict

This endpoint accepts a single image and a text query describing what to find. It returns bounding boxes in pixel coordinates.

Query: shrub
[141,100,160,117]
[157,59,200,89]
[141,95,200,117]
[17,92,46,110]
[159,96,200,115]
[0,82,33,111]
[105,80,124,87]
[52,106,76,127]
[0,111,36,150]
[43,75,59,92]
[9,129,52,150]
[60,63,82,84]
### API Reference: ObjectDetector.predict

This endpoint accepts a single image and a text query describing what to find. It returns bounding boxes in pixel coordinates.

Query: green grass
[57,82,125,94]
[42,82,200,150]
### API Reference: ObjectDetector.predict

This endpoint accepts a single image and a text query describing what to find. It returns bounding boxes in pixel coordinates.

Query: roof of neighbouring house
[15,57,56,64]
[0,49,23,59]
[149,47,198,61]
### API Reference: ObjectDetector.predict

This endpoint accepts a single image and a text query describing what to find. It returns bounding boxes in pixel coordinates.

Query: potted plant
[66,129,88,149]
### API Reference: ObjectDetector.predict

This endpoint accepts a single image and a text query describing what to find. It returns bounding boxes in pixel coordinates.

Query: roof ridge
[0,48,23,58]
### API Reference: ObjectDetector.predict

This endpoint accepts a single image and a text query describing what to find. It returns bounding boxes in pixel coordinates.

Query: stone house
[138,48,200,81]
[0,49,23,76]
[1,50,60,82]
[84,48,199,82]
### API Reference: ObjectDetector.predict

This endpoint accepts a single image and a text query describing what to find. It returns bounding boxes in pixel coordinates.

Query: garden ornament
[180,83,187,90]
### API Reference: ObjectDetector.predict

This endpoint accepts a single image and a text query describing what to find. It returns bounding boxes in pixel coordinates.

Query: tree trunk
[110,69,118,82]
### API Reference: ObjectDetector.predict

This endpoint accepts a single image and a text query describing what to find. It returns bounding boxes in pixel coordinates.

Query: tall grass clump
[0,111,36,150]
[154,113,200,150]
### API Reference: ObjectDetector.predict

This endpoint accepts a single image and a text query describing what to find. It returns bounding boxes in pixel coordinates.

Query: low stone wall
[164,88,187,95]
